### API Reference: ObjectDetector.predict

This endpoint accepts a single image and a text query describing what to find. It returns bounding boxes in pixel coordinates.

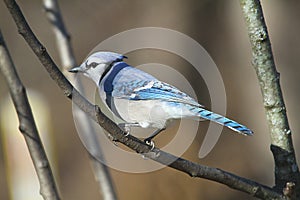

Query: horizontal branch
[3,0,285,199]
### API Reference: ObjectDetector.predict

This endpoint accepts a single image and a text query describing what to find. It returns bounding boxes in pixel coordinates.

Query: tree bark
[239,0,300,198]
[42,0,118,199]
[3,0,294,199]
[0,30,60,200]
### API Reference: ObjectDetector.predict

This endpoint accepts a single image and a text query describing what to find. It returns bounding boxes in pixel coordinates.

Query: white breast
[113,98,196,129]
[113,98,171,129]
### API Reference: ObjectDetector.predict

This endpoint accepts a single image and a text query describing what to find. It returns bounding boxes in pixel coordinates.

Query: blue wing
[111,67,202,107]
[108,64,253,135]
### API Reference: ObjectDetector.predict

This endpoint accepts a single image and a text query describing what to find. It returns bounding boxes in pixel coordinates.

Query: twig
[42,0,75,70]
[239,0,300,196]
[3,0,286,198]
[0,30,60,200]
[42,0,118,199]
[93,107,283,200]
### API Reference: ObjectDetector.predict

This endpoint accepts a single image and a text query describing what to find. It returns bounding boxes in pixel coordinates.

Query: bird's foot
[144,138,155,150]
[118,123,131,136]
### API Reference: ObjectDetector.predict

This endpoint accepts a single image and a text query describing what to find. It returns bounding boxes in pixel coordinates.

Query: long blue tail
[189,106,253,135]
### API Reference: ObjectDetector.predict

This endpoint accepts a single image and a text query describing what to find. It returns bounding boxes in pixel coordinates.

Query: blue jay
[69,52,253,144]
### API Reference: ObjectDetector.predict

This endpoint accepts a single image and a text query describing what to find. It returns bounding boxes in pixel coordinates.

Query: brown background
[0,1,299,199]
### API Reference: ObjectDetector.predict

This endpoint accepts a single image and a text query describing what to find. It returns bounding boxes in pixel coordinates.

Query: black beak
[68,66,81,73]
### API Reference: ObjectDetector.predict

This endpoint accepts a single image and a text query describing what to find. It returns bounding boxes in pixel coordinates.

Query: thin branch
[239,0,300,197]
[42,0,118,199]
[42,0,75,70]
[94,103,286,199]
[3,0,286,199]
[0,30,60,200]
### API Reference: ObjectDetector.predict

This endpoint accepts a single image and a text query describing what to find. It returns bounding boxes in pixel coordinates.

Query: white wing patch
[133,80,155,92]
[130,93,136,98]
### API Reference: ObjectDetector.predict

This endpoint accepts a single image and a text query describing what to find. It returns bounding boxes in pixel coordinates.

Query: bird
[69,51,253,145]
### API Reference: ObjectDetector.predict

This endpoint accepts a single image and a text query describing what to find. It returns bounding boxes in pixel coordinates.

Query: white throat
[84,63,107,85]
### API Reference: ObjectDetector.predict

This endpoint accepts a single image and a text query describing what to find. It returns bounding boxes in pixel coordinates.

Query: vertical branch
[3,0,294,198]
[42,0,75,70]
[0,30,60,200]
[239,0,300,196]
[42,0,118,199]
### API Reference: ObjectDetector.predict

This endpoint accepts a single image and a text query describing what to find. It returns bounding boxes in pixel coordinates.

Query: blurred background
[0,0,299,199]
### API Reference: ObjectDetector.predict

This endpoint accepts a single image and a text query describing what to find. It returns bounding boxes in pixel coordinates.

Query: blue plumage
[185,105,253,135]
[69,52,253,140]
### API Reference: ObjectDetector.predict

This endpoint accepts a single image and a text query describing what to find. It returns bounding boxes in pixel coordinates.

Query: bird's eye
[87,62,98,68]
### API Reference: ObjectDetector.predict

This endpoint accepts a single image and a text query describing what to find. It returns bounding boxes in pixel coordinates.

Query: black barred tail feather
[190,106,253,136]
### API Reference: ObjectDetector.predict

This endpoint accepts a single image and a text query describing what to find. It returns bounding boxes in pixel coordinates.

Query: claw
[118,123,130,136]
[119,123,140,136]
[144,139,155,150]
[124,126,131,134]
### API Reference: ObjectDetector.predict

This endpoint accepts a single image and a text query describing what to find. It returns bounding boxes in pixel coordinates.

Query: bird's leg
[118,123,140,136]
[144,128,166,149]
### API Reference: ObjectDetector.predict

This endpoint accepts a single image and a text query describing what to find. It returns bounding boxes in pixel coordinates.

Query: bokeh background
[0,1,299,199]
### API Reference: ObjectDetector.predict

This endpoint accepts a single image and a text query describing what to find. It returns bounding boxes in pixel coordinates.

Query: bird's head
[69,51,127,84]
